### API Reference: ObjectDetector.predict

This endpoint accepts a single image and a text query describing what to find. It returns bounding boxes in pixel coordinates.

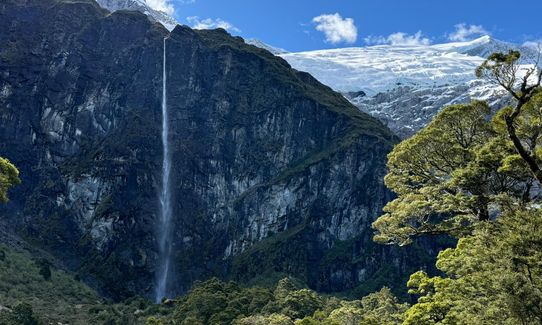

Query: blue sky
[155,0,542,52]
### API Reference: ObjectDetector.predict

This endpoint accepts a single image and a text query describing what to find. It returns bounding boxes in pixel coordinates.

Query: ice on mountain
[280,36,539,138]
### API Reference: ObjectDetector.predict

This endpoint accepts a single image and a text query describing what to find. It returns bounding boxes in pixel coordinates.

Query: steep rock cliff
[0,0,437,299]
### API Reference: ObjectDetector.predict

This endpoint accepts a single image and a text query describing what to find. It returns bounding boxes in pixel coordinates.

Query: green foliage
[475,50,522,93]
[404,209,542,324]
[358,287,409,324]
[0,157,20,203]
[295,287,408,325]
[494,89,542,172]
[0,244,103,324]
[0,243,410,324]
[371,50,542,324]
[171,278,274,324]
[0,303,42,325]
[373,99,539,245]
[235,313,294,325]
[163,277,407,324]
[0,244,170,324]
[36,259,51,281]
[272,288,323,319]
[145,316,165,325]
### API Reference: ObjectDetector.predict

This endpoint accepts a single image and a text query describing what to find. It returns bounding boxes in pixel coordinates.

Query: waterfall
[155,37,173,303]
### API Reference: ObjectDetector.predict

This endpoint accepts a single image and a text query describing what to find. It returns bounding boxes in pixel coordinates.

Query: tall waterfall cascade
[155,37,174,303]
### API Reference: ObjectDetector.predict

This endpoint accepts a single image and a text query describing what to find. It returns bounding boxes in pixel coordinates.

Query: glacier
[280,36,539,137]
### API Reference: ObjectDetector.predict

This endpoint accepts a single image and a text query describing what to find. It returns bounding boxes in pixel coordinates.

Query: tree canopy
[403,209,542,325]
[372,49,542,324]
[373,49,542,246]
[372,100,538,245]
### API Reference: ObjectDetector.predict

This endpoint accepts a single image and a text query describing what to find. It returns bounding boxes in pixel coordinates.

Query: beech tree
[372,101,535,245]
[403,209,542,325]
[373,50,542,246]
[476,50,542,182]
[373,50,542,324]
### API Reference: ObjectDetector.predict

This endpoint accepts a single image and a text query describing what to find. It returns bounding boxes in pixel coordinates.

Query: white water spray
[155,37,173,303]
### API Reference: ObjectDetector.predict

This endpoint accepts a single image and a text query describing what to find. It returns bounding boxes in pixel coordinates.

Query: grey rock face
[0,0,437,300]
[346,82,511,138]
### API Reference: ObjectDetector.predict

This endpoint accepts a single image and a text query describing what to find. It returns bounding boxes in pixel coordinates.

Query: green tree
[476,50,542,182]
[145,316,165,325]
[170,278,275,324]
[172,278,233,324]
[273,278,299,301]
[277,289,323,320]
[374,50,542,246]
[358,287,409,325]
[235,313,294,325]
[403,209,542,324]
[0,157,20,203]
[372,50,542,324]
[0,303,41,325]
[36,258,51,281]
[372,101,533,245]
[295,288,407,325]
[325,304,363,325]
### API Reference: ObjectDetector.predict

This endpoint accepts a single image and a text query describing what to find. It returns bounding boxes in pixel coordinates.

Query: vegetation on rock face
[1,0,400,299]
[0,157,20,203]
[0,244,99,324]
[0,257,408,325]
[0,243,178,325]
[0,303,41,325]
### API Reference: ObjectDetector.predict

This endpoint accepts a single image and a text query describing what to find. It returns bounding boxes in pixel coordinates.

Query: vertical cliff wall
[0,0,438,299]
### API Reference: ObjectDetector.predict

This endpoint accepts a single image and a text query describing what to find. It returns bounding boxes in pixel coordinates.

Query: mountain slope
[245,39,288,55]
[0,0,442,301]
[0,243,102,324]
[95,0,177,30]
[85,1,536,138]
[92,1,292,56]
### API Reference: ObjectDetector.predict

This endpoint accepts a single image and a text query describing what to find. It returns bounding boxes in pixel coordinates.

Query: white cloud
[145,0,174,15]
[312,13,358,44]
[448,23,489,42]
[364,31,431,46]
[186,16,240,33]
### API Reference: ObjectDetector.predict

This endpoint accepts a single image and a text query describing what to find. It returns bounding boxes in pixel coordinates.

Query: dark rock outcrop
[0,0,438,300]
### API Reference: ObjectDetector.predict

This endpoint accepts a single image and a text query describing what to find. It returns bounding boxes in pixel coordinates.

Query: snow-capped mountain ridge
[245,39,288,55]
[95,0,178,30]
[280,36,538,137]
[280,36,513,95]
[86,0,537,138]
[434,35,538,59]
